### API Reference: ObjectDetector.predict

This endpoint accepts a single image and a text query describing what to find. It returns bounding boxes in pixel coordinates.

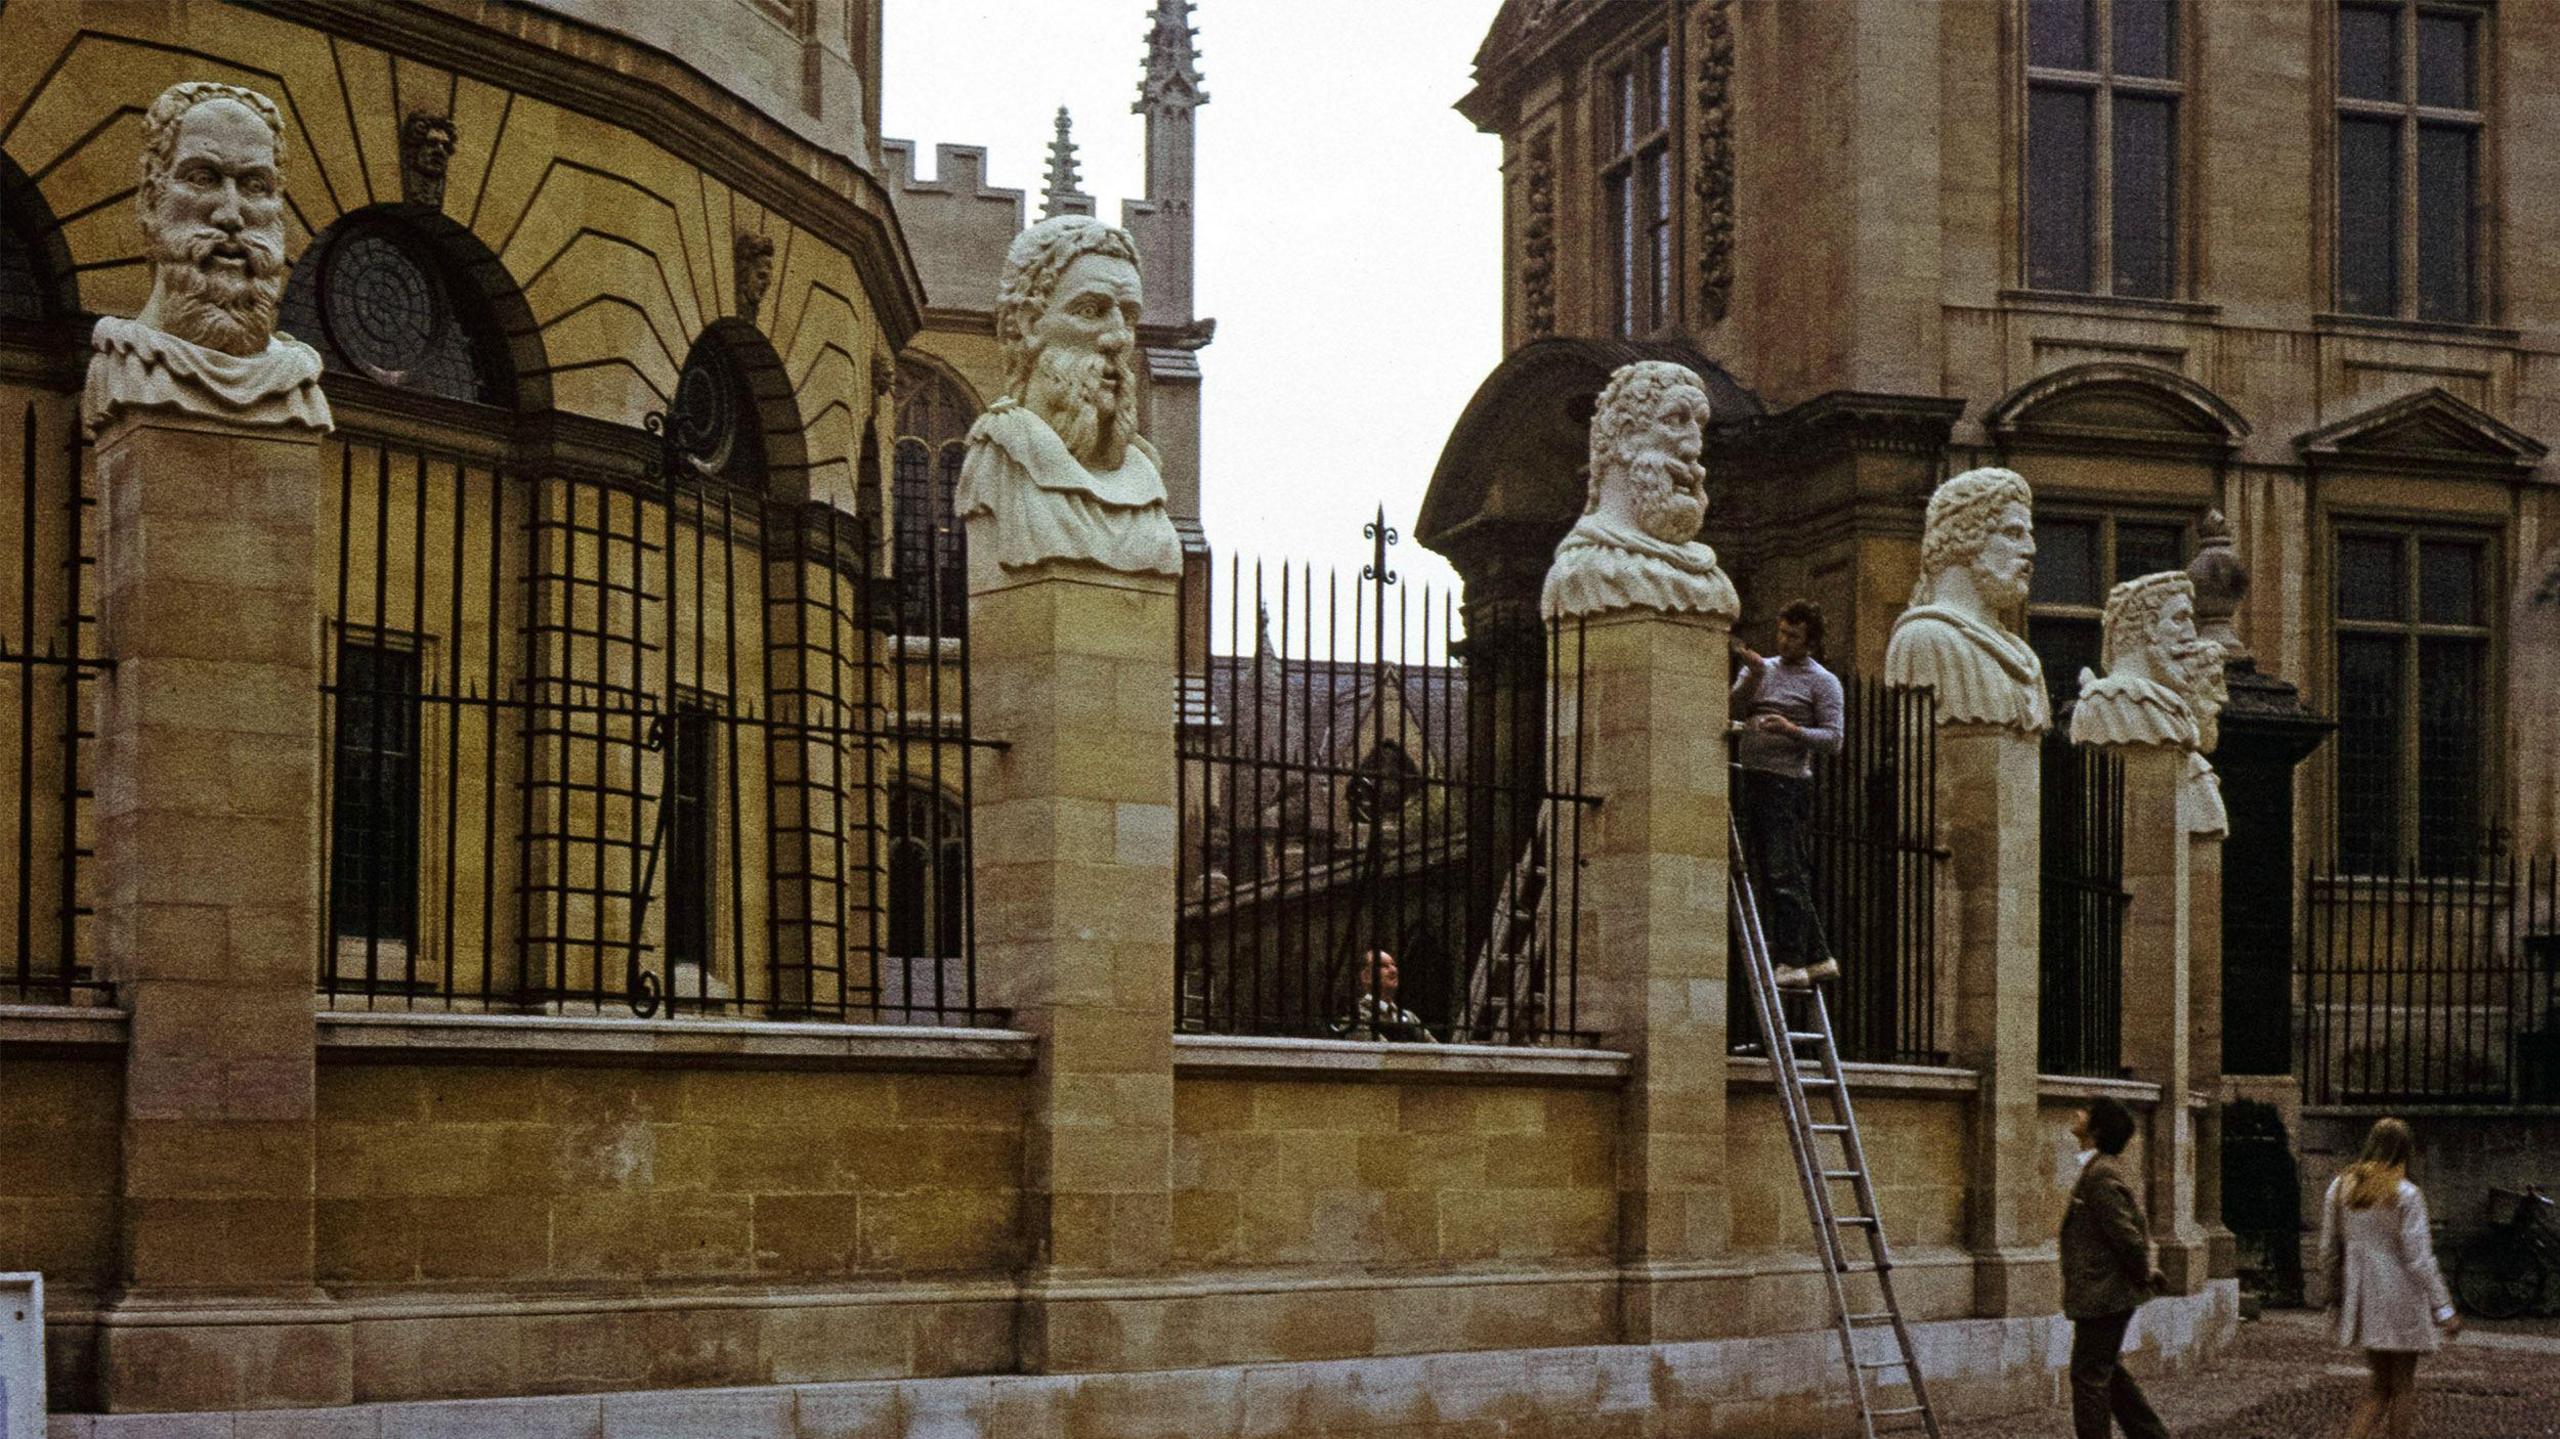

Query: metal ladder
[1459,806,1553,1041]
[1731,814,1941,1439]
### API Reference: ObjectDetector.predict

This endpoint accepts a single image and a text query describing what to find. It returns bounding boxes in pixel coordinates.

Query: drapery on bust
[1538,359,1739,622]
[1883,467,2048,732]
[953,214,1181,585]
[2069,571,2230,835]
[82,81,331,436]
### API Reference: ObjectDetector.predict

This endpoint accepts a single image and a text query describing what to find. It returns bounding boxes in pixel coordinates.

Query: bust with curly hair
[1538,360,1738,621]
[953,214,1180,583]
[1883,467,2048,732]
[84,81,329,435]
[2070,570,2230,834]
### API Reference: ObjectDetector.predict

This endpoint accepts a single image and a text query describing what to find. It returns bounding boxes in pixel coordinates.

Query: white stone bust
[953,214,1181,585]
[1538,360,1738,622]
[1884,467,2049,733]
[2069,570,2229,835]
[83,82,330,436]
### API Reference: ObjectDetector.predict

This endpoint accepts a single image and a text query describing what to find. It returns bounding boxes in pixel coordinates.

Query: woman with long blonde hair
[2318,1117,2460,1438]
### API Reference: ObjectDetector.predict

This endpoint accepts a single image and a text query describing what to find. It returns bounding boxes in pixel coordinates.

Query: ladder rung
[1823,1169,1863,1180]
[1786,1029,1825,1043]
[1812,1123,1849,1134]
[1872,1406,1930,1417]
[1799,1077,1838,1088]
[1846,1311,1896,1325]
[1837,1261,1888,1274]
[1835,1215,1878,1227]
[1859,1357,1911,1370]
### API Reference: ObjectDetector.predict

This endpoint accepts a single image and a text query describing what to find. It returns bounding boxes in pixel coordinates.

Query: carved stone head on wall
[135,81,292,358]
[995,213,1145,473]
[399,111,457,210]
[733,231,776,325]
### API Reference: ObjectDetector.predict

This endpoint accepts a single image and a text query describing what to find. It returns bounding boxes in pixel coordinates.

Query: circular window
[667,337,766,485]
[281,214,502,404]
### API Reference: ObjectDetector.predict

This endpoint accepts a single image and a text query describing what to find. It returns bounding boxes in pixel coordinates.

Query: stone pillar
[2104,744,2208,1291]
[92,412,349,1410]
[2189,829,2235,1280]
[1563,609,1742,1342]
[1936,727,2053,1316]
[970,559,1178,1371]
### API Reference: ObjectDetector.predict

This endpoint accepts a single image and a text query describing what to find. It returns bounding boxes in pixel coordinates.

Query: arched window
[0,157,71,323]
[669,332,769,488]
[888,785,965,960]
[280,210,512,404]
[892,360,976,635]
[1345,742,1420,826]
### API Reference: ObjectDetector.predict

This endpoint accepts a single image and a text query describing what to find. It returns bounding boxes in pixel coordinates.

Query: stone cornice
[1727,390,1968,466]
[238,0,926,345]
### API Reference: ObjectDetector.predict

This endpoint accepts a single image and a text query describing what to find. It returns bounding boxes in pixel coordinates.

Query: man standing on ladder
[1731,598,1845,988]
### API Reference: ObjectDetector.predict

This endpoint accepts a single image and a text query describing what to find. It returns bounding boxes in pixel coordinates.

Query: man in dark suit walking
[2060,1097,2171,1439]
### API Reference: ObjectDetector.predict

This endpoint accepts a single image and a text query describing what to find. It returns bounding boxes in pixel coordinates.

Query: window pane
[2337,535,2405,620]
[2335,633,2404,871]
[2338,116,2400,315]
[330,642,420,945]
[2115,521,2185,583]
[1650,41,1671,132]
[1616,65,1637,154]
[666,707,714,967]
[2416,637,2485,873]
[2028,86,2094,292]
[2338,5,2400,101]
[2417,123,2475,323]
[2028,0,2093,69]
[2418,540,2480,625]
[2112,96,2176,298]
[2032,517,2101,606]
[1647,148,1672,330]
[2029,616,2101,714]
[1606,170,1633,335]
[2417,12,2474,108]
[2112,0,2176,78]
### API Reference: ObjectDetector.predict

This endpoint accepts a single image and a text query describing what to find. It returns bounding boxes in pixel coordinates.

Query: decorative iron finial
[1136,0,1207,113]
[1041,106,1086,220]
[2187,509,2249,662]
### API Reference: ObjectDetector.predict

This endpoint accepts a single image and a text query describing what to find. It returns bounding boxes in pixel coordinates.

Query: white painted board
[0,1274,40,1439]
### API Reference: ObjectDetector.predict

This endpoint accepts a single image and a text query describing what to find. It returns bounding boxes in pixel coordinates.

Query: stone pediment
[2294,386,2546,475]
[1986,362,2247,454]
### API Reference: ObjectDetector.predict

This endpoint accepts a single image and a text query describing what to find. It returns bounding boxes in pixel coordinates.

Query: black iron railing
[2039,729,2127,1077]
[317,421,998,1024]
[2300,853,2560,1106]
[0,396,104,1005]
[1175,516,1596,1045]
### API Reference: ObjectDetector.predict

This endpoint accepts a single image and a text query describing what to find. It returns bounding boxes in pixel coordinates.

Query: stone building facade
[1441,0,2560,874]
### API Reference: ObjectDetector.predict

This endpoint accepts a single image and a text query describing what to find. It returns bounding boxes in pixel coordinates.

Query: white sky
[882,0,1502,631]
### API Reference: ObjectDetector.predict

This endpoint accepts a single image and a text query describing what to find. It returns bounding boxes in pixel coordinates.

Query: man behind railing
[1730,598,1845,988]
[1335,947,1438,1043]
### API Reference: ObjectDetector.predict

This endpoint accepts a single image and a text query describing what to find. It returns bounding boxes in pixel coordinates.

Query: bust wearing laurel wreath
[1884,467,2048,732]
[2070,571,2230,835]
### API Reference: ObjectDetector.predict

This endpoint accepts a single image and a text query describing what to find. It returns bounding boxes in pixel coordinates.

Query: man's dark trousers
[1735,767,1824,967]
[2068,1310,2168,1439]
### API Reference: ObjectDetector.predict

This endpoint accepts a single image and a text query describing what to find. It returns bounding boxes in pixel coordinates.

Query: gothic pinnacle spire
[1135,0,1207,114]
[1040,106,1086,219]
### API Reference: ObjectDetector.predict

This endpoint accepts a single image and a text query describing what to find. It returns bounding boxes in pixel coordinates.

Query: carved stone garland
[1522,133,1556,338]
[1694,0,1735,323]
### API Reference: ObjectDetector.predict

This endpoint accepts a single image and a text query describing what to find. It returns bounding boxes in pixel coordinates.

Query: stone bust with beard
[1884,467,2049,733]
[954,214,1180,585]
[1538,360,1739,622]
[2068,571,2230,835]
[83,82,330,437]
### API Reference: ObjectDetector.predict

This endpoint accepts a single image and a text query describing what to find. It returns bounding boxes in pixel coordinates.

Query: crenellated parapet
[881,139,1028,314]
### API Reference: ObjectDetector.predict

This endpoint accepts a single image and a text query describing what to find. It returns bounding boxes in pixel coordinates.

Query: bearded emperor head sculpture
[2069,570,2229,835]
[1883,467,2048,732]
[953,214,1181,586]
[82,82,330,435]
[1538,360,1738,621]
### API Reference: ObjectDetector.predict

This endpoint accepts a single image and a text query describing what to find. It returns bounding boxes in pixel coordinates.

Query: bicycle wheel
[2453,1235,2547,1320]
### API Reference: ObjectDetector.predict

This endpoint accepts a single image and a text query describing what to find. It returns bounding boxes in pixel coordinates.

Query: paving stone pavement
[1948,1310,2560,1438]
